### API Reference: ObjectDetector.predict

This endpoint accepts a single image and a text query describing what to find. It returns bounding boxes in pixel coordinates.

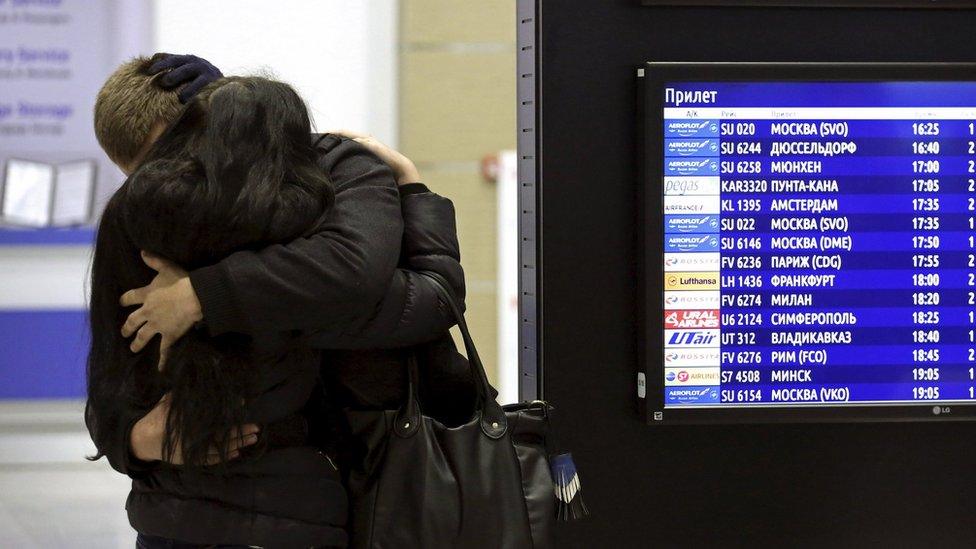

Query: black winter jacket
[99,135,465,548]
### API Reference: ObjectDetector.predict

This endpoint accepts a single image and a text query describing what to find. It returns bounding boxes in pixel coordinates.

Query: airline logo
[664,290,720,310]
[665,138,719,157]
[665,329,720,348]
[665,385,720,405]
[664,309,720,329]
[663,176,720,196]
[665,158,718,177]
[664,252,720,271]
[664,234,719,253]
[665,272,719,291]
[663,348,720,368]
[664,195,719,215]
[664,214,719,234]
[664,367,721,386]
[664,119,719,138]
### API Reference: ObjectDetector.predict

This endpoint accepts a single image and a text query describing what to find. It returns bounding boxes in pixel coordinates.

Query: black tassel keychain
[550,452,589,521]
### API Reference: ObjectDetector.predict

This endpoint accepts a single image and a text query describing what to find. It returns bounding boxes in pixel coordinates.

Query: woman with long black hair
[86,73,467,548]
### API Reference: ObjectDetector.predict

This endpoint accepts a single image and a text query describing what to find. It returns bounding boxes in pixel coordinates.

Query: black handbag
[341,271,569,548]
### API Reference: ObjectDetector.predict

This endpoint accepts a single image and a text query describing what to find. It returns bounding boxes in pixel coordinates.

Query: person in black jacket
[88,56,469,548]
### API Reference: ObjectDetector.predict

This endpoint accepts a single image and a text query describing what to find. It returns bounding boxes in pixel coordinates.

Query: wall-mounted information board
[641,62,976,423]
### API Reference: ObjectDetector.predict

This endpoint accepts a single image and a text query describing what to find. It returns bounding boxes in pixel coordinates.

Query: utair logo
[667,330,717,346]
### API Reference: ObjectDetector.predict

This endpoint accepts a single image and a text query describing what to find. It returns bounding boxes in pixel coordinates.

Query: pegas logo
[663,290,720,310]
[664,214,720,234]
[665,385,720,405]
[665,139,719,157]
[664,234,719,253]
[664,158,719,177]
[664,252,720,271]
[663,176,720,196]
[663,349,720,367]
[664,119,719,138]
[665,329,720,347]
[664,309,720,329]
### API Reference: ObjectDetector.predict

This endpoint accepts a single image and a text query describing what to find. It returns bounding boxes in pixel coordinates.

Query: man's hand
[130,394,260,465]
[120,252,202,366]
[330,130,422,185]
[148,54,223,104]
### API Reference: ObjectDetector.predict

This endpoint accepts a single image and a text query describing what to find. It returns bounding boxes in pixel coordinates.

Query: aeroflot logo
[664,120,719,138]
[665,139,719,157]
[664,234,719,253]
[665,158,719,176]
[664,214,720,234]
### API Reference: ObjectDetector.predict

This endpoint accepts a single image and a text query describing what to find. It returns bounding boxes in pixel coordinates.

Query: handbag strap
[408,271,507,439]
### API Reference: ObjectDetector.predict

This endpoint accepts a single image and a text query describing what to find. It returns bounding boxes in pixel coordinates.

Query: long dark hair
[86,76,333,466]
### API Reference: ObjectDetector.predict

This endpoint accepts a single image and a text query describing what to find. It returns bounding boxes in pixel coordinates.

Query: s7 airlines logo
[664,309,720,329]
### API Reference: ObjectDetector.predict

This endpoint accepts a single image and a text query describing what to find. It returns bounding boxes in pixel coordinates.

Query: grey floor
[0,400,135,548]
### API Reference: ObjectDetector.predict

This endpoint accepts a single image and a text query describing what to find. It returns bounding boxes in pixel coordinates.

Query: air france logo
[665,158,719,176]
[664,214,720,234]
[664,234,719,253]
[664,119,719,138]
[665,139,719,157]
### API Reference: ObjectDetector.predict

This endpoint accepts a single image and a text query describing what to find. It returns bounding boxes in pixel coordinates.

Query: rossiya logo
[664,253,720,271]
[664,349,720,367]
[664,309,720,329]
[663,291,721,309]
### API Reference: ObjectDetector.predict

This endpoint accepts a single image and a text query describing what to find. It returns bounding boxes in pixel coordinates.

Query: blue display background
[663,81,976,408]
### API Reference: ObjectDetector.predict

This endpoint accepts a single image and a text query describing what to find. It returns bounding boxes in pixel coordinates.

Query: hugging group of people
[85,53,477,548]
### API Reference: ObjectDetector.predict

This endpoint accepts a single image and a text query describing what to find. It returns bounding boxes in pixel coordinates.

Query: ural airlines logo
[664,310,720,329]
[665,329,719,347]
[664,120,719,138]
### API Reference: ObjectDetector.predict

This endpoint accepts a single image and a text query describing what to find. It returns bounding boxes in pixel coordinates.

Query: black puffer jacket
[96,135,466,548]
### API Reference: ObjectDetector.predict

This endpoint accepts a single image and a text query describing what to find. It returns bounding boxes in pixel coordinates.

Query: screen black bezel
[641,62,976,425]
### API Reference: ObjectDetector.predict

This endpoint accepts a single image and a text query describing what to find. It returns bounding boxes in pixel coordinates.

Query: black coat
[97,135,467,548]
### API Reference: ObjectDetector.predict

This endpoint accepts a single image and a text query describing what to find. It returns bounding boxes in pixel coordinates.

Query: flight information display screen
[642,63,976,423]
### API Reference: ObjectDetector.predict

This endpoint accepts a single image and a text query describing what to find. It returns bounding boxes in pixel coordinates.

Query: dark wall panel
[538,1,976,546]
